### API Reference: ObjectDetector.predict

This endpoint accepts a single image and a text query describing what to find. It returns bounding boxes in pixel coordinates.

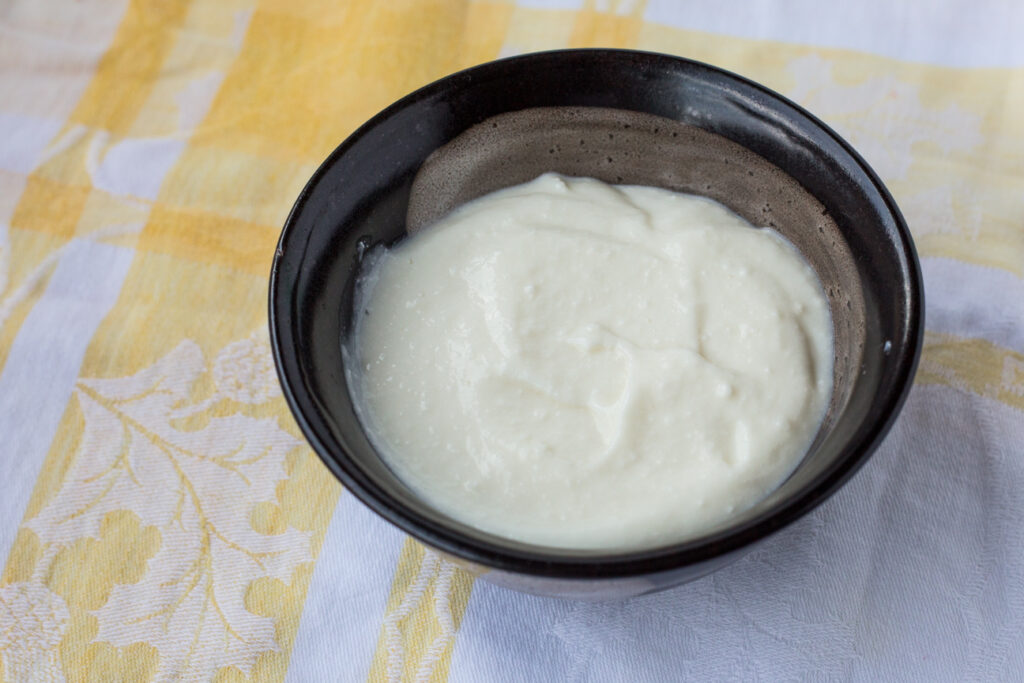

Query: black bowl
[269,49,923,599]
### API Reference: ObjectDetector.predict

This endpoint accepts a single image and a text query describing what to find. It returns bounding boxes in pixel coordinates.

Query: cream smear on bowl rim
[344,173,833,551]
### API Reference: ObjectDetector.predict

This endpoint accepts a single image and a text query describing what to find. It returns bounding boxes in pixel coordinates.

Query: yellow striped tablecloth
[1,1,1021,680]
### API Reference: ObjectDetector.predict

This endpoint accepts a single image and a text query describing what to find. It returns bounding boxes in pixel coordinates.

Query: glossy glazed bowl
[269,49,923,599]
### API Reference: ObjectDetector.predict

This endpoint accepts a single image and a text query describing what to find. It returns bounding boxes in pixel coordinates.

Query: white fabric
[644,0,1024,67]
[921,258,1024,351]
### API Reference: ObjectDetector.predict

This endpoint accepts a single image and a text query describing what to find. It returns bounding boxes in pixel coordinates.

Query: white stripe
[0,238,134,560]
[285,492,404,683]
[922,257,1024,352]
[644,0,1024,68]
[0,114,62,175]
[449,579,577,683]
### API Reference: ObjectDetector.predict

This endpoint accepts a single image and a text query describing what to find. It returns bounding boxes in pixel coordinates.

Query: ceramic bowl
[269,49,923,599]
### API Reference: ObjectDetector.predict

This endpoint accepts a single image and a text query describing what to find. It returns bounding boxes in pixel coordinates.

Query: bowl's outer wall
[270,50,923,597]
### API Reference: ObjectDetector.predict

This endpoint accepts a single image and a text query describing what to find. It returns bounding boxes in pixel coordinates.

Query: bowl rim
[269,47,924,579]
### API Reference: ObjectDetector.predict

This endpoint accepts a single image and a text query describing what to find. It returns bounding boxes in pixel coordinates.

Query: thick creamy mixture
[346,174,833,550]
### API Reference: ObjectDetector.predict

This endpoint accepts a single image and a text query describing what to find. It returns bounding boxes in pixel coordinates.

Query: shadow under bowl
[269,49,923,599]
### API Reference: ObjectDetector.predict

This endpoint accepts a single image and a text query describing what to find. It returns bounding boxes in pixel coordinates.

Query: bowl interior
[270,50,921,577]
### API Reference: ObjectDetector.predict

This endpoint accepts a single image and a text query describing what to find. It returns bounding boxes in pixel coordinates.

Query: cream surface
[346,174,833,550]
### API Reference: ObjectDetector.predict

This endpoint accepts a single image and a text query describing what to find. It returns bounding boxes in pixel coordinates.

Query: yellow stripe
[503,6,578,52]
[569,0,647,48]
[126,3,254,139]
[155,146,316,228]
[918,331,1024,411]
[138,203,279,276]
[9,176,91,240]
[463,1,516,65]
[68,0,192,134]
[916,216,1024,277]
[367,539,475,683]
[198,0,499,165]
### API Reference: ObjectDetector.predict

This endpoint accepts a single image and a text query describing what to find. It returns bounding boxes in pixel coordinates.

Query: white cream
[346,174,832,551]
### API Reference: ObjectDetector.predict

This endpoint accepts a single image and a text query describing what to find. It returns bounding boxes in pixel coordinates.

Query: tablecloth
[1,1,1022,681]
